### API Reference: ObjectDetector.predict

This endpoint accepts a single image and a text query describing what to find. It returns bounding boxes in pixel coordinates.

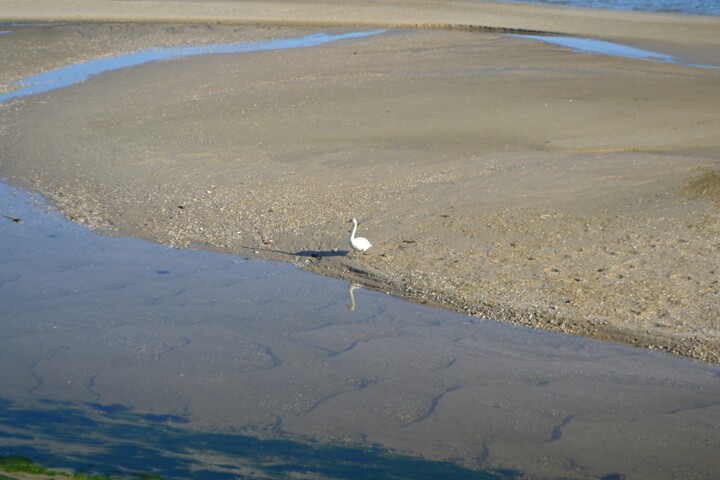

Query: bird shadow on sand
[241,245,349,258]
[296,249,349,258]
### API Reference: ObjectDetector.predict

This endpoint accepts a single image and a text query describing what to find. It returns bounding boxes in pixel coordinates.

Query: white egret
[349,218,372,253]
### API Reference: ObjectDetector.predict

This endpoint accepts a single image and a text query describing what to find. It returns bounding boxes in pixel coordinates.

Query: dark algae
[0,398,520,479]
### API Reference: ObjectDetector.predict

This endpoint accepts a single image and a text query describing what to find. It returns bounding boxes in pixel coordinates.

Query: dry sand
[0,1,719,361]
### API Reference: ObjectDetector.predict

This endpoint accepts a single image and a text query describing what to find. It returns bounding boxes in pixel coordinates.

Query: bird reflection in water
[347,283,363,311]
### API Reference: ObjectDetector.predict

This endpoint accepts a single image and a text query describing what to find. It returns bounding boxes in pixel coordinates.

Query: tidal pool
[512,34,720,69]
[1,181,720,480]
[0,29,385,103]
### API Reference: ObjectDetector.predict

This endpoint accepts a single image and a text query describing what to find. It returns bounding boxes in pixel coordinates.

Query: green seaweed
[0,456,57,475]
[0,455,154,479]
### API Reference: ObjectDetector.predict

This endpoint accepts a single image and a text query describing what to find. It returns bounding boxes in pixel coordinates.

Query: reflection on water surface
[1,180,720,479]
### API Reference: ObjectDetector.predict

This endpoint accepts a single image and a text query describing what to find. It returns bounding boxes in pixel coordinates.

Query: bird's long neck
[351,220,357,239]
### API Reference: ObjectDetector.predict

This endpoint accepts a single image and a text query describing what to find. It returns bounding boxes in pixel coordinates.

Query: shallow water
[492,0,720,16]
[1,182,720,479]
[512,34,720,69]
[0,30,384,103]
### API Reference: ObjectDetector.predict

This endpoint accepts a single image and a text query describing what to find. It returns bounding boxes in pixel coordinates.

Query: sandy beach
[0,1,719,362]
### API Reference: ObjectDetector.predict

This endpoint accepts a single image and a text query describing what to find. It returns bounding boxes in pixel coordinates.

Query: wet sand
[0,2,719,361]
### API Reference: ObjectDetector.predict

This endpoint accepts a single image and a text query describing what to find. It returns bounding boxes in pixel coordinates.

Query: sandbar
[0,1,719,361]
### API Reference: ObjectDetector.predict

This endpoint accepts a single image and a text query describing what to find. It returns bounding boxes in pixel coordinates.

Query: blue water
[491,0,720,16]
[0,30,385,103]
[0,398,517,480]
